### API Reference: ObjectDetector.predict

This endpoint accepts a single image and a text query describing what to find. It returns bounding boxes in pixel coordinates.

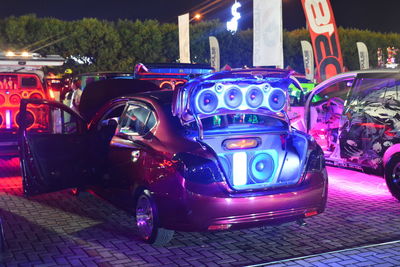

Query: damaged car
[305,70,400,201]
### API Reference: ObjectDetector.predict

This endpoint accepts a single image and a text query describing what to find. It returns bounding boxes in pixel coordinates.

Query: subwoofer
[246,87,264,108]
[15,110,35,129]
[224,86,243,109]
[197,90,219,114]
[249,153,275,183]
[266,88,286,112]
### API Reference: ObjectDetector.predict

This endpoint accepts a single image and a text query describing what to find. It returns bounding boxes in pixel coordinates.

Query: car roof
[121,90,174,107]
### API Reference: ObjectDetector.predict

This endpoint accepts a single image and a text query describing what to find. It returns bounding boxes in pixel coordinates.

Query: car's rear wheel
[385,155,400,201]
[135,190,174,245]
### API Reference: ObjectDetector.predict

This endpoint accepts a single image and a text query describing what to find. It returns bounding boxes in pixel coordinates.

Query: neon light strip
[233,152,247,186]
[5,110,11,129]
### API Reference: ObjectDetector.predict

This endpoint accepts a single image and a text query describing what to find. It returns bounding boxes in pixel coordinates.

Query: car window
[312,78,353,104]
[24,103,81,134]
[144,112,156,133]
[347,77,400,105]
[98,104,126,129]
[119,104,151,135]
[21,77,37,88]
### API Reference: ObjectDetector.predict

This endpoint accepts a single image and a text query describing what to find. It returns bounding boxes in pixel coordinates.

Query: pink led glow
[327,166,391,198]
[5,109,11,129]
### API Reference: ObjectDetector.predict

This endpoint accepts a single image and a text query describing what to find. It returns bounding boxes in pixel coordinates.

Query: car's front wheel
[385,154,400,201]
[135,190,174,245]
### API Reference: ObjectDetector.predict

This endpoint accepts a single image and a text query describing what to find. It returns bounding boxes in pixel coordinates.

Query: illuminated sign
[227,1,241,33]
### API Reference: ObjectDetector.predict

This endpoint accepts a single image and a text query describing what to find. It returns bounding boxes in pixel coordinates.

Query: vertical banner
[253,0,283,68]
[356,42,369,70]
[301,0,344,82]
[209,36,220,71]
[178,13,190,63]
[301,40,315,81]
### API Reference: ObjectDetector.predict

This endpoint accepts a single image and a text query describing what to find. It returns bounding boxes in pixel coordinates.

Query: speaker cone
[246,87,264,108]
[267,89,286,112]
[249,153,275,183]
[0,95,5,105]
[30,93,43,99]
[224,87,243,109]
[197,90,218,113]
[9,94,21,105]
[16,110,35,128]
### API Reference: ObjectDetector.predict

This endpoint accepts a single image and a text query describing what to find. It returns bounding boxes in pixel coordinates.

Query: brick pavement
[251,240,400,267]
[0,158,399,266]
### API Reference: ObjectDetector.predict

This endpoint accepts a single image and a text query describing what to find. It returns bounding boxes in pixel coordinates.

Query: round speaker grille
[197,90,218,113]
[249,153,275,183]
[224,87,243,109]
[267,89,286,112]
[246,87,264,108]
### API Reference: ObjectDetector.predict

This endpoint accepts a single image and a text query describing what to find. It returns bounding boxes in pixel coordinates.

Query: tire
[135,190,174,246]
[385,154,400,201]
[0,217,5,251]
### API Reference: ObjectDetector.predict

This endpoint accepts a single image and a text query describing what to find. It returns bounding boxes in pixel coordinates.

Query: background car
[64,63,214,111]
[0,52,64,158]
[19,69,328,245]
[304,69,400,200]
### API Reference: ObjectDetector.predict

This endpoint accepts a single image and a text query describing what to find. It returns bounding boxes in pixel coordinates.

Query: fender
[383,144,400,166]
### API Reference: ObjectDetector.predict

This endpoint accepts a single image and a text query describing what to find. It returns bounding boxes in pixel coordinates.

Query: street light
[190,13,202,22]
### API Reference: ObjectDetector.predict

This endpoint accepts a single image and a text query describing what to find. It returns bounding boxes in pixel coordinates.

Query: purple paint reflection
[327,166,391,197]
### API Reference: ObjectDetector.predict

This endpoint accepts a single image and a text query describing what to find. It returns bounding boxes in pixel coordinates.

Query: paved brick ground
[255,240,400,267]
[0,158,400,266]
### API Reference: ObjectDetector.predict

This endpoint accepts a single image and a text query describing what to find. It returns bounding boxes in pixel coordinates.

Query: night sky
[1,0,400,33]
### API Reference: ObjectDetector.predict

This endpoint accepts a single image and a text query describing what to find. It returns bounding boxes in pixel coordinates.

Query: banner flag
[356,42,369,70]
[253,0,283,68]
[209,36,220,71]
[301,0,344,82]
[301,40,315,81]
[178,13,190,63]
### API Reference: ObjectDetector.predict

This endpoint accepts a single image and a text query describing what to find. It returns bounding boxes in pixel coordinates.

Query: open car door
[19,98,93,196]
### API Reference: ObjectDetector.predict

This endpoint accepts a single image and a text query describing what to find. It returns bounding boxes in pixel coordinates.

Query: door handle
[131,150,140,163]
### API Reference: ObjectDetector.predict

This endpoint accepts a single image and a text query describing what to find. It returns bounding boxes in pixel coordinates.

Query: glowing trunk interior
[201,131,308,190]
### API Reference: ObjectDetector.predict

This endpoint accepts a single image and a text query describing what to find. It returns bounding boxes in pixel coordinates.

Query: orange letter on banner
[302,0,344,82]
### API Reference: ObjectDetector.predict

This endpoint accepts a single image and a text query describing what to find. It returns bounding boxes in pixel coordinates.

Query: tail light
[173,153,223,184]
[306,145,325,172]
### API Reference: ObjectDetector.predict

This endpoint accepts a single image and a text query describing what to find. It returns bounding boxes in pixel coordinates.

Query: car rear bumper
[154,170,328,232]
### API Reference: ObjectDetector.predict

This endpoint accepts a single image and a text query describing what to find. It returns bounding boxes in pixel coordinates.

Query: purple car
[19,69,328,245]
